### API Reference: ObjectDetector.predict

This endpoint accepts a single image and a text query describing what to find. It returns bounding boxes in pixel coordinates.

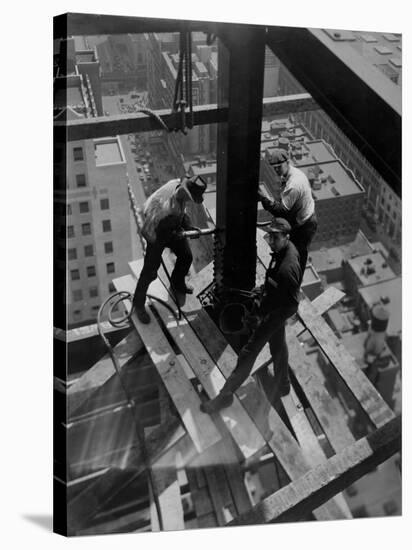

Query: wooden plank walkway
[113,275,221,455]
[129,259,267,460]
[128,261,348,522]
[149,450,185,531]
[298,298,396,428]
[230,415,401,525]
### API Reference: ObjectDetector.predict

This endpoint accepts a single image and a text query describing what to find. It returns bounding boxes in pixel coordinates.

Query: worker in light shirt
[258,148,317,273]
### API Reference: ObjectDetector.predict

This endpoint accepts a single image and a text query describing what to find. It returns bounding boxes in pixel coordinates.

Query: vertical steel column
[214,26,266,293]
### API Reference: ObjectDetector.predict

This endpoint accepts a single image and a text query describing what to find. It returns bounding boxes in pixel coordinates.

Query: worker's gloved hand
[172,229,185,239]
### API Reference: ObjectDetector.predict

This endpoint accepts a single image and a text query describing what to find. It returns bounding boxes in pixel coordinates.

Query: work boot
[200,392,234,415]
[134,305,150,324]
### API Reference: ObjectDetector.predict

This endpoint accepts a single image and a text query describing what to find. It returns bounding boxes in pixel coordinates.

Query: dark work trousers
[133,235,193,308]
[221,304,298,404]
[290,213,318,274]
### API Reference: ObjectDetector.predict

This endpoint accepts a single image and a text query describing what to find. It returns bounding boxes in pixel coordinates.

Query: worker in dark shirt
[258,148,317,273]
[201,218,302,414]
[133,175,207,324]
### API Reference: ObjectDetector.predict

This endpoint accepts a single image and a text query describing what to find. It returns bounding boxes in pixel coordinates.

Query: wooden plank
[113,275,221,454]
[298,298,396,428]
[131,266,347,521]
[197,511,217,528]
[204,467,236,525]
[149,461,185,531]
[282,388,352,518]
[129,260,266,460]
[287,337,356,453]
[220,438,252,515]
[230,416,401,525]
[67,331,142,418]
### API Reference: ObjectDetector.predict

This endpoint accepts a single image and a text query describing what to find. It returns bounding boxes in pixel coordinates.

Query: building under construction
[53,13,402,536]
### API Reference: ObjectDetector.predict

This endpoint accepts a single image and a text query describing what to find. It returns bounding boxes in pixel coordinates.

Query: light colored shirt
[142,179,191,243]
[281,165,315,225]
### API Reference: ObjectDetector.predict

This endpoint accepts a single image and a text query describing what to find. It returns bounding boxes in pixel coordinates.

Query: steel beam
[266,26,401,197]
[53,12,219,39]
[54,94,317,142]
[214,26,266,292]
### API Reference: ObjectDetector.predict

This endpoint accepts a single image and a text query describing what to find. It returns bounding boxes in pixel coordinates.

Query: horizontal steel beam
[267,26,401,196]
[54,94,318,142]
[54,12,219,39]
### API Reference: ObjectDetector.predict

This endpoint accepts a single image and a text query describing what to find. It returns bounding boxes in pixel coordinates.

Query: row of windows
[70,262,115,281]
[72,282,117,303]
[76,198,110,213]
[72,303,120,319]
[68,241,113,260]
[67,219,112,238]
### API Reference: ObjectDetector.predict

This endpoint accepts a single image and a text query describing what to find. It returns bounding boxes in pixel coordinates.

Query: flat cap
[267,148,289,166]
[261,217,292,234]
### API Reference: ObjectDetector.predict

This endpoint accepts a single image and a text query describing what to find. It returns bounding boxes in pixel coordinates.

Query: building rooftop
[299,160,364,200]
[322,29,402,86]
[302,263,321,286]
[358,277,401,337]
[347,251,396,287]
[94,138,125,166]
[309,247,345,273]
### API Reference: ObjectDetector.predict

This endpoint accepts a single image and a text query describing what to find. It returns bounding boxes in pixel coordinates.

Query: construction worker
[133,175,207,324]
[258,148,317,272]
[201,218,302,414]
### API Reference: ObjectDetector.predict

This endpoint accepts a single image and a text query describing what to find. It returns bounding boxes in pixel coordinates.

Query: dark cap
[267,148,289,166]
[183,175,207,201]
[261,217,292,235]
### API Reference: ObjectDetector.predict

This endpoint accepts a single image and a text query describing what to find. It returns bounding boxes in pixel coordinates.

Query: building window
[104,241,113,254]
[73,289,83,302]
[70,269,80,281]
[87,266,96,278]
[79,201,90,214]
[89,287,99,298]
[76,174,87,188]
[102,219,112,232]
[108,282,116,293]
[67,204,72,215]
[84,244,94,257]
[82,223,92,236]
[106,262,115,274]
[73,147,84,161]
[100,198,110,210]
[68,248,77,260]
[68,225,75,238]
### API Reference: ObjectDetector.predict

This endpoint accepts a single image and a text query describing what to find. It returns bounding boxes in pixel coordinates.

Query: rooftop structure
[346,251,396,288]
[358,277,401,337]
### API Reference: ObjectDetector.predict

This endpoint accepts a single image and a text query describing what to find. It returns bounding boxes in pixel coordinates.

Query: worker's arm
[258,192,290,218]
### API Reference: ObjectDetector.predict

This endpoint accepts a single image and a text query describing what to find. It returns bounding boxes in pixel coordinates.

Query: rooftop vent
[331,186,340,196]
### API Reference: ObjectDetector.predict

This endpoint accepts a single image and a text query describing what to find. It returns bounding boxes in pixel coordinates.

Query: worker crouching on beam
[133,175,207,324]
[258,148,317,273]
[201,218,302,414]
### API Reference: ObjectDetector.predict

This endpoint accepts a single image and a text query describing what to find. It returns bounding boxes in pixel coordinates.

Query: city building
[301,263,323,301]
[144,32,218,165]
[277,30,402,254]
[343,251,396,298]
[54,39,142,328]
